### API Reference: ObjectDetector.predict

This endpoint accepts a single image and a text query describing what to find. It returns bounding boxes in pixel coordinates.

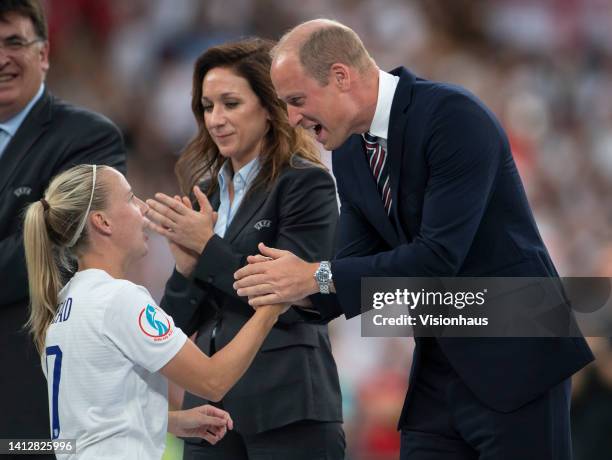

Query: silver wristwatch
[314,261,333,294]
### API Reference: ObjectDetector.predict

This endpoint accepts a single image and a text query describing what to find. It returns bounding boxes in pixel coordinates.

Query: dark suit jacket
[0,90,127,438]
[162,156,343,436]
[310,68,593,421]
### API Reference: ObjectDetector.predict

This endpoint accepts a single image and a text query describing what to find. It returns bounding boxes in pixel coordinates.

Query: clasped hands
[233,242,321,310]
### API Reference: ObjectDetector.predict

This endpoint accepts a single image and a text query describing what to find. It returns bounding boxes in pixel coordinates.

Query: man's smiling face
[0,12,49,122]
[271,53,354,151]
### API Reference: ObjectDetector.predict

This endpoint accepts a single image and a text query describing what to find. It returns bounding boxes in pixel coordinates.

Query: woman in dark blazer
[147,38,344,459]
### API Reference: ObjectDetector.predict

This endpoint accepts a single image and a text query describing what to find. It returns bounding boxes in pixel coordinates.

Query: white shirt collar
[368,70,399,142]
[0,83,45,136]
[217,155,261,191]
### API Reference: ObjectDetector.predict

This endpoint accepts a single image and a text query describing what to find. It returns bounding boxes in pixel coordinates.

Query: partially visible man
[234,19,594,459]
[0,1,126,455]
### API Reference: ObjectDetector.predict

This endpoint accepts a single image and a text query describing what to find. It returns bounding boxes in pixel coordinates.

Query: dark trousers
[183,420,345,460]
[400,339,573,460]
[0,303,55,460]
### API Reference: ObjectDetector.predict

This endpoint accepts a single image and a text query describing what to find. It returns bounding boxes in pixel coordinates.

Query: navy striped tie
[363,132,392,214]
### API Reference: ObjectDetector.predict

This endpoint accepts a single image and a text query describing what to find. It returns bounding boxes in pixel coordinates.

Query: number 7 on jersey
[46,345,63,439]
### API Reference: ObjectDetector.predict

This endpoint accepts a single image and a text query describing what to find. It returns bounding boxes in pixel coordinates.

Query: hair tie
[40,198,50,211]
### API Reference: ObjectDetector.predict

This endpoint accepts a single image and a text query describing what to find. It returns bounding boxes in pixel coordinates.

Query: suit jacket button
[190,298,198,305]
[207,276,214,283]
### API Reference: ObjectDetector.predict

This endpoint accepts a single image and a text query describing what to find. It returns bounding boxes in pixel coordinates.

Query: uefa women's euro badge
[138,304,173,342]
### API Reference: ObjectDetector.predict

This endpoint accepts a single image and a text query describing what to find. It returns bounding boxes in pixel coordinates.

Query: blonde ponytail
[23,201,64,355]
[23,165,111,355]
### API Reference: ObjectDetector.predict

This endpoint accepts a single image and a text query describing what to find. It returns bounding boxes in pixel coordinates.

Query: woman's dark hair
[175,37,323,196]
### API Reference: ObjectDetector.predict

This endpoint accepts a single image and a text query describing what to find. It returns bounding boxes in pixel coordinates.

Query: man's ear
[39,40,50,74]
[89,211,112,237]
[330,63,351,91]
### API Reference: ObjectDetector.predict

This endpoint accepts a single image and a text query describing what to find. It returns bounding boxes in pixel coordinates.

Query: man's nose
[0,49,11,66]
[287,106,303,128]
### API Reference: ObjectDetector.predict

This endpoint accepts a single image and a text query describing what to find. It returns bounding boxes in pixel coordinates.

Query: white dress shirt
[214,156,261,238]
[0,83,45,159]
[367,70,399,149]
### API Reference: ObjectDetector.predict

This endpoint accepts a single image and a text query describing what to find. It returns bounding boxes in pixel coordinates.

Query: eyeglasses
[0,37,44,54]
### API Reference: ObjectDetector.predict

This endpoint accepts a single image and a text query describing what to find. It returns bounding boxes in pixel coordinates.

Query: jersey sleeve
[102,283,187,372]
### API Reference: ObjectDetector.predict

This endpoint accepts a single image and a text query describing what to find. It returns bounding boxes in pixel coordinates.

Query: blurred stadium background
[38,0,611,458]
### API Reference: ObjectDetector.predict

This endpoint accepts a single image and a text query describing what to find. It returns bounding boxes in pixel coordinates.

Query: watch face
[316,270,331,283]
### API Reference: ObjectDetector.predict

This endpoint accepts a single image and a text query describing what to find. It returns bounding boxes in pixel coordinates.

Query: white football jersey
[44,269,187,459]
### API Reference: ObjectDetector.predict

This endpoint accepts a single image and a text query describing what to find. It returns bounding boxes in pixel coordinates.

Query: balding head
[270,19,380,150]
[272,19,375,85]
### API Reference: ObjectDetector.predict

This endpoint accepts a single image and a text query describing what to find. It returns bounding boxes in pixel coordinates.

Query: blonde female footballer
[23,164,288,459]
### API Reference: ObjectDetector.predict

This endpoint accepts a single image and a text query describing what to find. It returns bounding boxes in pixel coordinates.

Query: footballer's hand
[168,405,233,444]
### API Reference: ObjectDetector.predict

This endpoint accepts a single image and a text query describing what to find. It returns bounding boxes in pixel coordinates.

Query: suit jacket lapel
[223,183,267,243]
[348,136,399,247]
[387,67,416,243]
[0,91,52,196]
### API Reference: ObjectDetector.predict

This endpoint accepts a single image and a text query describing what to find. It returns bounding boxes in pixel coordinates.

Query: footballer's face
[271,53,354,151]
[102,169,150,261]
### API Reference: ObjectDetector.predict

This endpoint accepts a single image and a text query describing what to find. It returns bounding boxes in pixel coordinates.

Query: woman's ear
[89,211,112,237]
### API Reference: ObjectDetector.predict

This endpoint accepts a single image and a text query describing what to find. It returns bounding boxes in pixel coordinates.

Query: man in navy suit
[234,19,593,459]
